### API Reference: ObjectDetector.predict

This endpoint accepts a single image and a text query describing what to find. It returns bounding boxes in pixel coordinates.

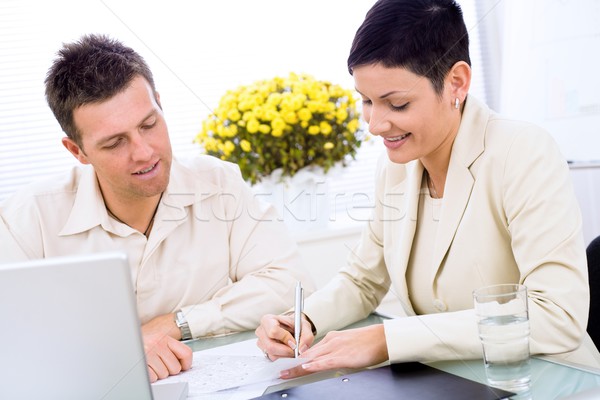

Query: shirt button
[433,299,447,312]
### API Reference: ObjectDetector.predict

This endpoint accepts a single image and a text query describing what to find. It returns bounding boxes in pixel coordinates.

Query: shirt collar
[59,159,221,236]
[161,158,219,210]
[59,165,110,236]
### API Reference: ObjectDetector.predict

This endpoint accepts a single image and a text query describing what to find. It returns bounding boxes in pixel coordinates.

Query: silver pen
[294,281,303,358]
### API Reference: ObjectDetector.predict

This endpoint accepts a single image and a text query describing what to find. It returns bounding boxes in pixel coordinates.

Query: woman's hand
[255,313,315,360]
[279,324,389,379]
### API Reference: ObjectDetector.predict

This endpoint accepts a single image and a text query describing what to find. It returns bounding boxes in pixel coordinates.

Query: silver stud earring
[455,97,460,109]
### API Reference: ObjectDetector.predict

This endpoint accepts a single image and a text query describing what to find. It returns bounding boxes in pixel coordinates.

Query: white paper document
[152,339,307,399]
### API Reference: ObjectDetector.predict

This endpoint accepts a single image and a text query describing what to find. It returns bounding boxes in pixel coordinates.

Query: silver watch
[175,310,192,340]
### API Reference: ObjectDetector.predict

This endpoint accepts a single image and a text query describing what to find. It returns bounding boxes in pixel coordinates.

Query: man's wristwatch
[175,310,193,340]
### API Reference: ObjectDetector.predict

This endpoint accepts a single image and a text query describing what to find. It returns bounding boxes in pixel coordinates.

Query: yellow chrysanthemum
[266,92,282,106]
[247,119,260,134]
[201,137,219,152]
[328,85,344,98]
[240,139,251,152]
[315,91,329,103]
[347,119,359,133]
[221,126,233,138]
[252,106,265,120]
[282,111,298,124]
[308,125,320,135]
[202,118,216,133]
[336,108,348,123]
[224,140,235,154]
[258,124,271,134]
[306,101,320,113]
[263,108,279,122]
[227,109,241,122]
[320,121,333,135]
[216,108,228,121]
[196,130,208,141]
[198,72,363,184]
[220,93,237,108]
[297,108,312,122]
[218,140,235,157]
[271,117,286,132]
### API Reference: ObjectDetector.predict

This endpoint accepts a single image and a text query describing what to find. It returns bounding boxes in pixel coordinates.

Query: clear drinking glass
[473,284,531,392]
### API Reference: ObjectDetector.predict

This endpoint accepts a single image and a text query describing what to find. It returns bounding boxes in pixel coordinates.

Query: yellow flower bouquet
[195,72,363,184]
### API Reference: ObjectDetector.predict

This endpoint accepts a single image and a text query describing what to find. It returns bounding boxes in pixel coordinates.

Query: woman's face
[353,63,461,166]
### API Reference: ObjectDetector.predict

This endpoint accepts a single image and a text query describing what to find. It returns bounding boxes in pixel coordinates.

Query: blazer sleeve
[384,124,589,363]
[502,125,588,355]
[303,156,392,335]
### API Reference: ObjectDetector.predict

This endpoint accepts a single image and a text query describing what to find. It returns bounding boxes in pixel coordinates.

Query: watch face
[175,311,192,339]
[176,312,185,327]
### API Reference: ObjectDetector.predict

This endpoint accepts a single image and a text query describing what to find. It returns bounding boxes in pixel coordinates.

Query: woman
[256,0,595,377]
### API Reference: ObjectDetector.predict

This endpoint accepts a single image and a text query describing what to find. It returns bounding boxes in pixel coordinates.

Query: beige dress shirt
[0,156,314,337]
[302,95,599,367]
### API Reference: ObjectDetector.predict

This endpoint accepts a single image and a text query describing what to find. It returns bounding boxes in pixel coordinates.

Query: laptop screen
[0,252,153,399]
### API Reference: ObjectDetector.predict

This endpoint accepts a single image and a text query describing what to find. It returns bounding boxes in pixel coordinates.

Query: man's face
[65,76,172,203]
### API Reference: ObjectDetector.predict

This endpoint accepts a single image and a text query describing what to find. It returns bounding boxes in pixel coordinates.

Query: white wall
[499,0,600,162]
[295,227,361,288]
[570,163,600,246]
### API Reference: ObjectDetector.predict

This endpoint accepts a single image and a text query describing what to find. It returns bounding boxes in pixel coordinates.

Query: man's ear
[62,137,90,165]
[154,91,162,110]
[447,61,471,102]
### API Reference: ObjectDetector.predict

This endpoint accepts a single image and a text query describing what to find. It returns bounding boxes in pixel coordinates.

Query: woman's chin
[386,149,414,165]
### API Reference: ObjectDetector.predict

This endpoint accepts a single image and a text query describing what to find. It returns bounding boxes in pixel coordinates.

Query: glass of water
[473,284,531,392]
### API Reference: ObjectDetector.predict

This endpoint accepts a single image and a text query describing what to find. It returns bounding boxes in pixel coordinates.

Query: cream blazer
[304,96,596,365]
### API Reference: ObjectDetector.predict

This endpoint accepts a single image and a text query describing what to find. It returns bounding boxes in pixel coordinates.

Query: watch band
[175,310,193,340]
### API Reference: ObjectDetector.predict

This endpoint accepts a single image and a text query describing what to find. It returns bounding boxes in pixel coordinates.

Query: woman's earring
[455,97,460,109]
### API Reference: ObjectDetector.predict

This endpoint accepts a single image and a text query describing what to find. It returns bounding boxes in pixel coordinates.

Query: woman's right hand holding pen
[255,313,315,361]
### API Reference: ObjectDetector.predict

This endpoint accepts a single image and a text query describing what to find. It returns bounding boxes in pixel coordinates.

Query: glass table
[186,314,600,399]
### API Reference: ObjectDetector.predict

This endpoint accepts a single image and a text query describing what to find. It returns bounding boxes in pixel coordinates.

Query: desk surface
[187,314,600,399]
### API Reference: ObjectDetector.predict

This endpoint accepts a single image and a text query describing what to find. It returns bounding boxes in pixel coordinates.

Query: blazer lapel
[395,160,424,272]
[430,96,489,280]
[430,159,475,279]
[386,159,424,315]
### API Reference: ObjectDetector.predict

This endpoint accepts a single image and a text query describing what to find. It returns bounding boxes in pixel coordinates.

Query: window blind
[0,0,497,232]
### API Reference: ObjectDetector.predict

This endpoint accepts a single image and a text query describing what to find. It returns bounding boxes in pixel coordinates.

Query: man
[0,34,313,382]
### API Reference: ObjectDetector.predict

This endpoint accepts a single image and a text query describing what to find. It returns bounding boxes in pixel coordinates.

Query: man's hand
[141,314,193,382]
[255,313,315,360]
[279,324,389,379]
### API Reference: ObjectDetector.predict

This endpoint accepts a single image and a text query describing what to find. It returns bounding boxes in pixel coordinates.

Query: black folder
[253,362,514,399]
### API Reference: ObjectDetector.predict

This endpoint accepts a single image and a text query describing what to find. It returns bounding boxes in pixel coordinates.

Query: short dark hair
[44,34,156,147]
[347,0,470,96]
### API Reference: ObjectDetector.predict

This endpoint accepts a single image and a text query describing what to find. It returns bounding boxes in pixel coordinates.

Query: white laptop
[0,252,187,400]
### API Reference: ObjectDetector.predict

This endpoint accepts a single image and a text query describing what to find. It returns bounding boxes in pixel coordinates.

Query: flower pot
[252,166,330,232]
